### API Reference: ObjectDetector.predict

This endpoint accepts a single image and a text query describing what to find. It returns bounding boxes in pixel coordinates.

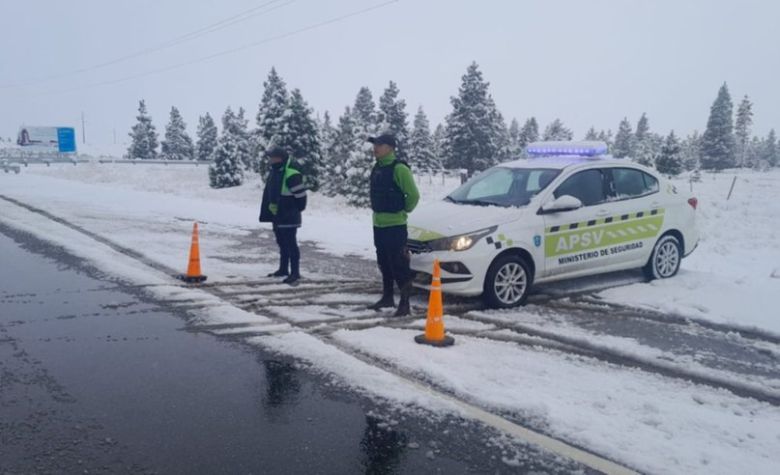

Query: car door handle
[595,209,610,217]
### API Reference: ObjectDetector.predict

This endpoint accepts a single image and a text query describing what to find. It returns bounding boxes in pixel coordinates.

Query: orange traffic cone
[178,222,207,283]
[414,259,454,347]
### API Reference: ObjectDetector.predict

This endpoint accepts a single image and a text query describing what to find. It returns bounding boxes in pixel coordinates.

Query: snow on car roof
[500,155,627,170]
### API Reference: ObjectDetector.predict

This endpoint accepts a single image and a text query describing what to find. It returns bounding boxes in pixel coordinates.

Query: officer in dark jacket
[366,133,420,316]
[259,147,307,285]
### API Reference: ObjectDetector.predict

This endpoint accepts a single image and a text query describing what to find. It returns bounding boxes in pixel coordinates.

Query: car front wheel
[644,234,682,280]
[483,254,532,308]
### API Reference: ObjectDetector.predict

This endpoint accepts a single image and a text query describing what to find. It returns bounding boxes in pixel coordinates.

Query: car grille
[407,239,433,254]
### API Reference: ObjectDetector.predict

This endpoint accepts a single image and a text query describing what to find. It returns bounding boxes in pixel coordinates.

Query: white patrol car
[407,141,699,308]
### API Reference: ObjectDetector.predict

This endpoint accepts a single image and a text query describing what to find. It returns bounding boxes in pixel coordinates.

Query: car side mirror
[540,195,583,214]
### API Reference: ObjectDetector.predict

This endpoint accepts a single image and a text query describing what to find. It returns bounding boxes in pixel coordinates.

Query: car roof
[500,156,649,172]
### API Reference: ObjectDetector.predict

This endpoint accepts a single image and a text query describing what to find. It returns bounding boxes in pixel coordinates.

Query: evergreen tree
[233,107,253,171]
[518,117,539,149]
[409,106,437,171]
[209,107,244,188]
[635,113,650,144]
[584,127,599,140]
[613,117,633,158]
[507,118,522,157]
[432,123,445,168]
[325,106,361,197]
[280,88,324,190]
[318,111,338,181]
[734,95,753,167]
[377,81,409,161]
[542,119,573,141]
[681,131,702,171]
[254,67,289,175]
[762,129,778,167]
[196,113,218,161]
[342,88,379,207]
[745,136,763,169]
[701,83,736,170]
[353,87,377,126]
[597,129,613,151]
[161,106,194,161]
[443,62,507,172]
[655,131,683,176]
[127,99,159,159]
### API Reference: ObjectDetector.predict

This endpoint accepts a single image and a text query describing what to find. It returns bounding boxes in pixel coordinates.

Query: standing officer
[259,147,307,285]
[366,133,420,316]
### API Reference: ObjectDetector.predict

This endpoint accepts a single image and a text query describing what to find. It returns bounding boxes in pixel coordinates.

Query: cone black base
[414,334,455,347]
[177,274,207,283]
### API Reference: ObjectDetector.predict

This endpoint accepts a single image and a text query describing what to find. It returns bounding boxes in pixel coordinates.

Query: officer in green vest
[366,133,420,316]
[259,147,307,285]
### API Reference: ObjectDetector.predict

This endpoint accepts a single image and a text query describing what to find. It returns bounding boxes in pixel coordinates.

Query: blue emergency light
[527,141,609,158]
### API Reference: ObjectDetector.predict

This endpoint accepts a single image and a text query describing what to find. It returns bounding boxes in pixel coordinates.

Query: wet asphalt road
[0,226,582,474]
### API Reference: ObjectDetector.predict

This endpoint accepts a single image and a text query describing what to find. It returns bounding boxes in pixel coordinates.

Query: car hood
[408,200,529,241]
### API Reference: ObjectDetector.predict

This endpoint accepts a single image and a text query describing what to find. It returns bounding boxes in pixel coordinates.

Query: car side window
[610,168,659,199]
[553,169,606,206]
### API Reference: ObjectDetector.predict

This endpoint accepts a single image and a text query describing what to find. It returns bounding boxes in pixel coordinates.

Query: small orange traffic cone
[178,222,207,283]
[414,259,454,347]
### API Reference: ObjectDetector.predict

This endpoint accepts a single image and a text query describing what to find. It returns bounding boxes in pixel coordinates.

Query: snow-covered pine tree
[318,111,337,189]
[507,118,522,157]
[443,62,507,172]
[161,106,194,161]
[597,129,613,151]
[409,106,437,172]
[681,131,702,171]
[584,127,599,140]
[762,129,778,168]
[254,67,289,175]
[432,123,445,169]
[326,106,361,197]
[734,95,753,167]
[542,119,573,141]
[209,107,244,188]
[655,131,683,176]
[279,88,324,190]
[745,136,763,169]
[377,81,409,161]
[342,88,379,207]
[518,117,540,149]
[635,113,650,144]
[127,100,159,159]
[196,113,218,161]
[701,83,736,170]
[231,107,253,171]
[613,117,633,158]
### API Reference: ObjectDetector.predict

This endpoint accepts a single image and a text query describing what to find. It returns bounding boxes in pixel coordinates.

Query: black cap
[265,147,288,160]
[367,133,397,148]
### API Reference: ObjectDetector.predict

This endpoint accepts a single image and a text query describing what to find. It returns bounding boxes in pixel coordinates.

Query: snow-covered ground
[1,162,779,474]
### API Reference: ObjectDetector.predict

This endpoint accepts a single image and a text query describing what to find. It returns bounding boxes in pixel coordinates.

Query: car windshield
[446,167,560,207]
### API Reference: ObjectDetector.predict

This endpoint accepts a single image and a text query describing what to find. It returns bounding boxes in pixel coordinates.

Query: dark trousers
[273,225,300,276]
[373,225,411,296]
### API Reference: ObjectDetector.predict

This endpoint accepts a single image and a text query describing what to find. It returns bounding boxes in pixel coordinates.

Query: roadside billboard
[17,126,77,153]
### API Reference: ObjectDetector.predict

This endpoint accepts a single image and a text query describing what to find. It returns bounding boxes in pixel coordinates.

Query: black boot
[283,274,301,286]
[267,270,288,278]
[368,294,395,310]
[394,282,412,317]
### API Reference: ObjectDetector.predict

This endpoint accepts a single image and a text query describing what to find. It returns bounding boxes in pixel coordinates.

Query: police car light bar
[526,141,609,157]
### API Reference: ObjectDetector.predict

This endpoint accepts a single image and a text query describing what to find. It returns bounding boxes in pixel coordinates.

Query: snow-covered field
[1,162,779,474]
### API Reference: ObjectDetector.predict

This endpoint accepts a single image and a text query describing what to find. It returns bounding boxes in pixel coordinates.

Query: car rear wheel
[644,234,682,280]
[483,254,532,308]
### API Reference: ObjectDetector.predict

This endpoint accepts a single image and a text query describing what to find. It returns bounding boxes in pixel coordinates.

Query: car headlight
[429,226,497,252]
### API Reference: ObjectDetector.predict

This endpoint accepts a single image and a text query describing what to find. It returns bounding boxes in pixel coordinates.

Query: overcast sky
[1,0,778,148]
